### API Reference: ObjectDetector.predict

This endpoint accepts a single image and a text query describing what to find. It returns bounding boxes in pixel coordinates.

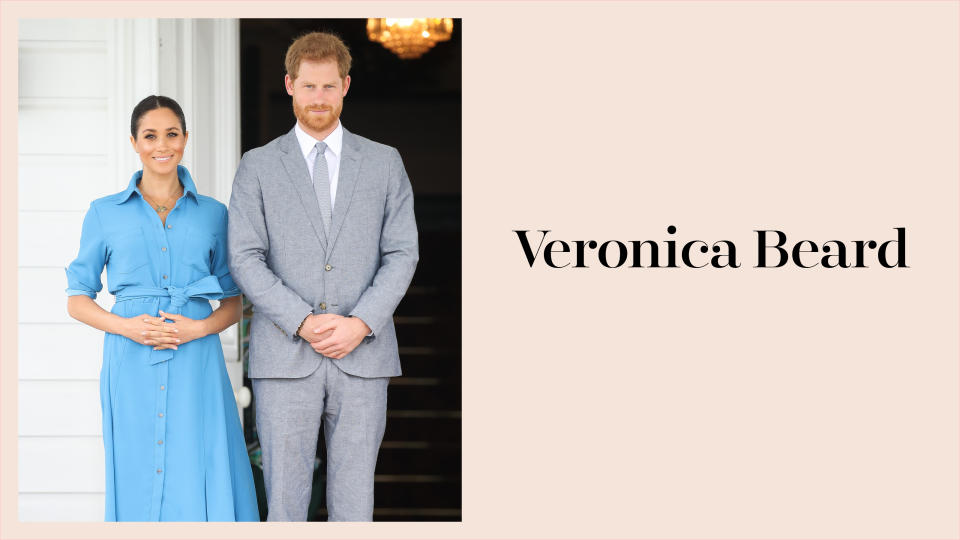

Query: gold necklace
[141,188,182,214]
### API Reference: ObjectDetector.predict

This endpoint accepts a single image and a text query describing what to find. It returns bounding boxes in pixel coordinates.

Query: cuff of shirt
[65,289,96,299]
[348,314,375,339]
[219,287,241,299]
[291,311,313,342]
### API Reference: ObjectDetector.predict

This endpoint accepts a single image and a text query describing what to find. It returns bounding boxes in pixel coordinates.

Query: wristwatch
[295,314,310,338]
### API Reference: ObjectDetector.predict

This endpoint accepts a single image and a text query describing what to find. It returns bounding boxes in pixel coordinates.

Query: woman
[65,95,259,521]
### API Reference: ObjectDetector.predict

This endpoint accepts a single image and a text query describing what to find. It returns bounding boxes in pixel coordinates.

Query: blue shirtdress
[65,166,259,521]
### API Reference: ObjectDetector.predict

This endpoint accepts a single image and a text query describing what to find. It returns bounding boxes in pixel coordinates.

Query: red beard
[294,101,341,134]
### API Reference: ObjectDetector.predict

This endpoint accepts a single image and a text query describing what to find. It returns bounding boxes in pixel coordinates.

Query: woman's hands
[148,296,241,350]
[69,295,235,352]
[156,310,209,349]
[117,311,208,350]
[117,313,180,350]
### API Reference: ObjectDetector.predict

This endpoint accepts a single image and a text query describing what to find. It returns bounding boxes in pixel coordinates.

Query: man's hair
[285,32,352,81]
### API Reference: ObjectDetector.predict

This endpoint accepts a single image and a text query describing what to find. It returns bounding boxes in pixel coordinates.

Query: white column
[109,19,161,190]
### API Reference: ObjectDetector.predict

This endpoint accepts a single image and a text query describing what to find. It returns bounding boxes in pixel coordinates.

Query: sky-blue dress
[65,166,259,521]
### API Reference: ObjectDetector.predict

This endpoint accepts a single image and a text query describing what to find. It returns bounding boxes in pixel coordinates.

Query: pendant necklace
[141,187,181,214]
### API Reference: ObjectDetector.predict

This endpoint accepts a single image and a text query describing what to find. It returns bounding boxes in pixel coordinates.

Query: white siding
[18,106,109,155]
[20,494,104,523]
[18,19,244,522]
[19,325,102,380]
[19,155,113,212]
[19,437,105,493]
[18,20,112,521]
[19,381,102,436]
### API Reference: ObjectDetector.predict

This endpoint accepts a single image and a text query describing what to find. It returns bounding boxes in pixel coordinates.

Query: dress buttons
[167,224,172,229]
[162,275,168,280]
[158,440,163,445]
[156,469,162,474]
[325,264,332,271]
[320,302,327,310]
[161,247,167,252]
[160,385,165,390]
[158,413,164,417]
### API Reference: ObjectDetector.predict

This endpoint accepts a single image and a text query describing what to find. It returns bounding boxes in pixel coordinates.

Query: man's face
[285,59,350,138]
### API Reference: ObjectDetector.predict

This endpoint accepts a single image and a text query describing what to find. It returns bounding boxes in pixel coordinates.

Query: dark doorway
[238,19,462,522]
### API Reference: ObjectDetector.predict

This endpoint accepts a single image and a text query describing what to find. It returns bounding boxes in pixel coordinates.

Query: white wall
[18,18,242,522]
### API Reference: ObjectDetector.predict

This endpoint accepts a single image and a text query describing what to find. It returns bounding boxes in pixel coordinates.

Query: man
[227,32,418,521]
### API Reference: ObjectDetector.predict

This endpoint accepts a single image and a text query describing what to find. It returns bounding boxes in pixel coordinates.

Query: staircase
[320,196,462,521]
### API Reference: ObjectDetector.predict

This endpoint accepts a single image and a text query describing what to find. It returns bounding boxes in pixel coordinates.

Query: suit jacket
[228,126,418,379]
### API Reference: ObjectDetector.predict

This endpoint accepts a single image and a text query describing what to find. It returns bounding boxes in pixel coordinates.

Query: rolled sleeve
[65,203,107,299]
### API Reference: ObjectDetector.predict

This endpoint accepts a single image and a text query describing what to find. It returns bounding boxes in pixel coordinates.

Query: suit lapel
[327,129,362,253]
[279,129,327,250]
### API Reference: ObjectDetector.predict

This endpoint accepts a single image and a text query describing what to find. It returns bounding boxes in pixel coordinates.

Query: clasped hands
[121,310,208,350]
[297,313,370,359]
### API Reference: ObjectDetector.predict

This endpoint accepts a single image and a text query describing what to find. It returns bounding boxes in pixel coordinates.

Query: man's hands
[297,313,370,359]
[297,313,338,342]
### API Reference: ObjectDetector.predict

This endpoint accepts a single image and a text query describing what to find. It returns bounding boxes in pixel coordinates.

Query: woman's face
[129,107,188,178]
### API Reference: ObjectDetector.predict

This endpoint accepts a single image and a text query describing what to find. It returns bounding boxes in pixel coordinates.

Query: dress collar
[116,165,199,205]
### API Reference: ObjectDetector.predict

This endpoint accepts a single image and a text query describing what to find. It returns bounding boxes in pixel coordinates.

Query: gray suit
[228,126,418,521]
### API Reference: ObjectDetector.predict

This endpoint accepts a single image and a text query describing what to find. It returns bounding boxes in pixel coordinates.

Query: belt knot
[164,285,190,309]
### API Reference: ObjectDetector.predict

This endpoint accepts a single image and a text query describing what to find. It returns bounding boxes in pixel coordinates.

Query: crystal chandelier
[366,18,454,60]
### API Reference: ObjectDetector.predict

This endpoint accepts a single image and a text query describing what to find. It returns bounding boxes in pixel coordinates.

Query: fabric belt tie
[116,275,224,364]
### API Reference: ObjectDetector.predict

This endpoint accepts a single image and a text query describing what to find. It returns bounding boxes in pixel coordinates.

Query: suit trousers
[253,357,389,521]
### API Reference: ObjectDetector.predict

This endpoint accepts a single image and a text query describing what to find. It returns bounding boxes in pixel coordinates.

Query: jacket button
[325,264,332,271]
[319,302,327,310]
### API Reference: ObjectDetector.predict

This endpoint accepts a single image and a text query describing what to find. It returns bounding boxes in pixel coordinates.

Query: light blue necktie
[313,141,332,233]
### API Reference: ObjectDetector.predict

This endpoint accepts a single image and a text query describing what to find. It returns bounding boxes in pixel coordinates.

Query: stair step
[374,478,461,508]
[398,355,461,377]
[389,380,460,410]
[380,440,460,449]
[396,288,457,316]
[312,507,461,521]
[396,322,460,347]
[308,476,460,510]
[377,444,460,474]
[384,416,460,443]
[372,507,461,521]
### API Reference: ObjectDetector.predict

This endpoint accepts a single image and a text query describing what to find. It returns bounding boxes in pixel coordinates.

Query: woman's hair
[130,95,187,139]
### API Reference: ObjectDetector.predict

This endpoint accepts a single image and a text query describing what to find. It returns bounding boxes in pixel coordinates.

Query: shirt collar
[294,120,343,160]
[116,165,199,205]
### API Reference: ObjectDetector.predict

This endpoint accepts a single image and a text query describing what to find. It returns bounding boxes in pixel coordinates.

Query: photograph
[17,17,461,522]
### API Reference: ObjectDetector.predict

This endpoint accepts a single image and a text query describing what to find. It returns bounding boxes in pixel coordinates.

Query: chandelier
[366,18,454,59]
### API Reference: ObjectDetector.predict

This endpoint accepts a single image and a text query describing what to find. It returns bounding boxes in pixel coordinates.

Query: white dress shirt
[294,120,343,210]
[293,120,371,336]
